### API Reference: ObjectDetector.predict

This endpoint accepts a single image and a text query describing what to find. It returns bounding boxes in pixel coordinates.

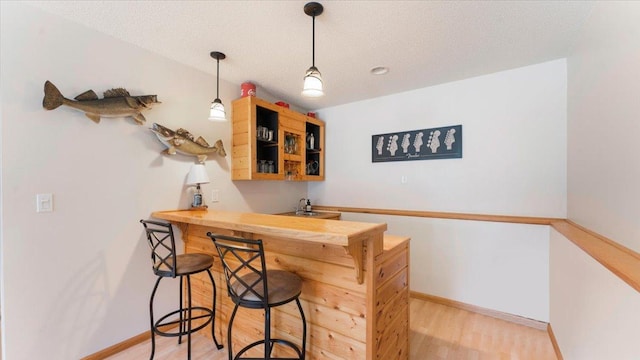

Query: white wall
[311,59,567,218]
[0,3,306,359]
[567,1,640,253]
[345,212,550,322]
[552,2,640,359]
[311,60,567,321]
[550,229,640,359]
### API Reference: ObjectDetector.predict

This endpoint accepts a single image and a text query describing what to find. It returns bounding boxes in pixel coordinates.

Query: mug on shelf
[257,126,271,141]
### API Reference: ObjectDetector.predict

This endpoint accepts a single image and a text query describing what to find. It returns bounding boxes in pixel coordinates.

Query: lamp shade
[302,66,324,97]
[208,98,226,121]
[186,164,210,185]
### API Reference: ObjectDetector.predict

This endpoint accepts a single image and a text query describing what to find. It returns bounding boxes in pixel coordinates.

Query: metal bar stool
[207,233,307,360]
[140,220,223,360]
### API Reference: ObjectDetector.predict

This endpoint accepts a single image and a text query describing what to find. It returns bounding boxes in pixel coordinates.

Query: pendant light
[302,2,324,97]
[208,51,227,121]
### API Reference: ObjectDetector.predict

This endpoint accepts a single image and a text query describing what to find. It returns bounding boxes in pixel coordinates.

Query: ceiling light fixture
[302,2,324,97]
[371,66,389,75]
[208,51,227,121]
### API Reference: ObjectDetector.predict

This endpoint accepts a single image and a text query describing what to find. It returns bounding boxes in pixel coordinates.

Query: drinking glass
[285,135,291,153]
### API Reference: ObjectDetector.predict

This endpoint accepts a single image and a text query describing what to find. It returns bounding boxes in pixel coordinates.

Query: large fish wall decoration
[151,123,226,163]
[42,80,160,125]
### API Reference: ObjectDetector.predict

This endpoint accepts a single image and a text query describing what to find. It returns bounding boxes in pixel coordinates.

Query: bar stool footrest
[154,306,213,337]
[235,338,303,360]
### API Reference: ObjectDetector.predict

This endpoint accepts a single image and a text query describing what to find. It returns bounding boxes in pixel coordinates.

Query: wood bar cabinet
[151,209,410,360]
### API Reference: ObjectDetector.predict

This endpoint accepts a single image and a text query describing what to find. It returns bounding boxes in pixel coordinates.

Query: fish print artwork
[42,80,160,125]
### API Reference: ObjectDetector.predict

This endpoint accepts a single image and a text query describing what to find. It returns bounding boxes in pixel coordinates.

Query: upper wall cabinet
[231,96,325,181]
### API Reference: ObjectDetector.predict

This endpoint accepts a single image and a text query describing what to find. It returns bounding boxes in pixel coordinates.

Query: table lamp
[186,163,210,209]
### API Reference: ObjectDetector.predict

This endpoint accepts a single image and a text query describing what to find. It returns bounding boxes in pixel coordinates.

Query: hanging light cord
[312,12,316,67]
[216,57,220,100]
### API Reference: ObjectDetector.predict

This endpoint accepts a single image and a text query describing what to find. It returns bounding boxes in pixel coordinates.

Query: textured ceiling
[28,1,594,111]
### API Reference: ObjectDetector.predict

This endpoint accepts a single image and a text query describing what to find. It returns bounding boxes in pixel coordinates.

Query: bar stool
[207,233,307,360]
[140,220,223,360]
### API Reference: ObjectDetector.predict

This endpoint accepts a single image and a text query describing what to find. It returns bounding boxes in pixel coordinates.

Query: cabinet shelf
[284,154,303,161]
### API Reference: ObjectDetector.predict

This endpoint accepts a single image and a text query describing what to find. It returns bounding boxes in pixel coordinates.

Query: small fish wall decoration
[42,80,160,125]
[151,123,226,163]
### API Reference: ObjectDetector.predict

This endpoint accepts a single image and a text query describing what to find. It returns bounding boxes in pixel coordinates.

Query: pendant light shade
[208,51,227,121]
[209,98,226,122]
[302,2,324,97]
[302,66,324,97]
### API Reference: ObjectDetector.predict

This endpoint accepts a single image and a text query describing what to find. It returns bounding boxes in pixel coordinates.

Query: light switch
[211,189,220,203]
[36,193,53,212]
[401,176,408,184]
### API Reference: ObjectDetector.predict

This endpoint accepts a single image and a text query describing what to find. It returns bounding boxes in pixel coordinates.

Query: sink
[277,211,322,217]
[275,211,341,220]
[297,211,320,216]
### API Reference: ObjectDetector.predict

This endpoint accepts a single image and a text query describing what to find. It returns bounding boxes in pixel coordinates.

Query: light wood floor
[410,299,556,359]
[106,298,557,360]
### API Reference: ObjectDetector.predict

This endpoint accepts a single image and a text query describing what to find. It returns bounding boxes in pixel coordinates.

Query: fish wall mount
[151,123,226,163]
[41,81,225,164]
[42,80,160,125]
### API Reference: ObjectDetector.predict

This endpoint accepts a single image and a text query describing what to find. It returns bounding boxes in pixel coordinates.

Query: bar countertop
[151,209,387,247]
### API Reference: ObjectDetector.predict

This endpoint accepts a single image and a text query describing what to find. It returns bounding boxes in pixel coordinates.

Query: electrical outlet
[36,193,53,212]
[211,189,220,203]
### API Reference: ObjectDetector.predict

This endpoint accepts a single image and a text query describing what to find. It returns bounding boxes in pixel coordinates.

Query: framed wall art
[372,125,462,162]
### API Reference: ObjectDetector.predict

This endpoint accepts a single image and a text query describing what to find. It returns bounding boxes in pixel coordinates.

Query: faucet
[297,198,307,214]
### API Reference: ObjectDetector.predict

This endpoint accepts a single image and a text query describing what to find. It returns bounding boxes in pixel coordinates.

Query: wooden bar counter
[151,209,410,360]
